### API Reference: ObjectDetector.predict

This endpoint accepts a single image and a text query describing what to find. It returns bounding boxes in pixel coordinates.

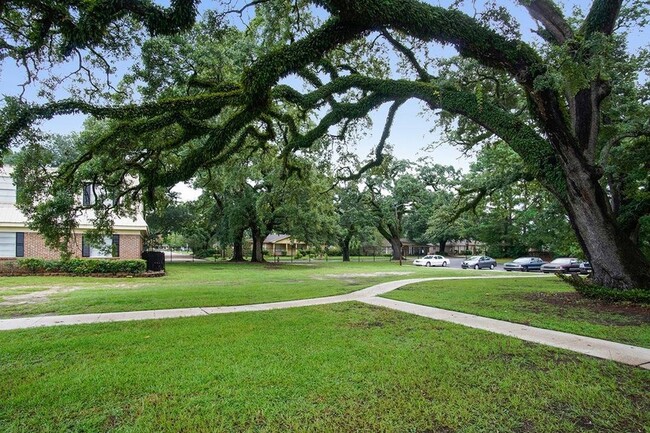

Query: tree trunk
[250,224,265,263]
[340,234,352,262]
[376,223,402,261]
[230,229,245,262]
[561,150,650,290]
[388,236,402,260]
[438,239,447,254]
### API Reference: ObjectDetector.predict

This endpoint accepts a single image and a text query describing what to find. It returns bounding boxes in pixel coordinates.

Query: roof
[263,234,292,244]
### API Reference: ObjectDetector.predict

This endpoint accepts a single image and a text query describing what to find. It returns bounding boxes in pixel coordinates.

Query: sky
[1,0,647,201]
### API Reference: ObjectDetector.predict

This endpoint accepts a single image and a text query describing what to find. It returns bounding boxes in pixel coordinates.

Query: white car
[412,255,448,267]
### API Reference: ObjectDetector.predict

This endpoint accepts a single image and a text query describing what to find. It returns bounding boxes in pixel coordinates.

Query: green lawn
[383,277,650,348]
[0,261,491,318]
[1,303,647,433]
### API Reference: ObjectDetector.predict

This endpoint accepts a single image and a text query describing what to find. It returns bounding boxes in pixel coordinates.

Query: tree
[363,158,427,260]
[191,142,338,262]
[453,142,581,258]
[145,199,192,250]
[334,181,377,261]
[2,1,649,290]
[403,163,464,254]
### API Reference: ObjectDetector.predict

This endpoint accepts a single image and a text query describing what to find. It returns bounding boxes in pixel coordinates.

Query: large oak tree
[1,0,649,290]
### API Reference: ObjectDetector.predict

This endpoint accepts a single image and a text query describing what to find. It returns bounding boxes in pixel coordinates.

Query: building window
[82,236,90,257]
[0,175,16,204]
[0,232,17,257]
[82,184,95,206]
[82,235,119,258]
[112,234,120,258]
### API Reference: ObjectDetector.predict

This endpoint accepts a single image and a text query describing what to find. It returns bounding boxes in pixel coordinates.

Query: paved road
[412,256,513,272]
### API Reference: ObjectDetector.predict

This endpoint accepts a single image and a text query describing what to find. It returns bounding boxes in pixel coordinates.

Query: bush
[0,261,19,274]
[193,248,217,259]
[557,274,650,304]
[326,246,342,256]
[17,258,47,272]
[14,258,146,275]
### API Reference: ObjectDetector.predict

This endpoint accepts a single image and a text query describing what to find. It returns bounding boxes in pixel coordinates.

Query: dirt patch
[316,272,413,280]
[0,282,147,306]
[518,292,650,326]
[0,286,83,305]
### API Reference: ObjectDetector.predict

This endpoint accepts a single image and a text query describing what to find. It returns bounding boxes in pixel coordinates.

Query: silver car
[461,255,497,270]
[504,257,546,272]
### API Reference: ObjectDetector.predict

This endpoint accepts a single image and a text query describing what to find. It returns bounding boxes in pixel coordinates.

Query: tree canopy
[1,0,649,290]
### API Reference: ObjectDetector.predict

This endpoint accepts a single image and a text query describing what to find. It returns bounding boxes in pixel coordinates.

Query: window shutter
[82,236,90,257]
[16,232,24,257]
[112,234,120,257]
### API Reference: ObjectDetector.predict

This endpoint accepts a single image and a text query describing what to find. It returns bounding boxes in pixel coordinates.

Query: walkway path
[1,275,649,370]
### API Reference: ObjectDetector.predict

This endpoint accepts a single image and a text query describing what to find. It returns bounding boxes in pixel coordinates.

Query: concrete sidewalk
[361,297,650,370]
[1,274,649,369]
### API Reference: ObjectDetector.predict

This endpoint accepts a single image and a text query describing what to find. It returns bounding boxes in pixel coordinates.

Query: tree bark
[560,148,650,290]
[438,239,447,254]
[340,234,352,262]
[250,224,265,263]
[230,229,245,262]
[388,236,402,260]
[376,224,402,260]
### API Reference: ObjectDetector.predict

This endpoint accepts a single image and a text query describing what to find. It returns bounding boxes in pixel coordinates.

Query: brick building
[0,166,147,260]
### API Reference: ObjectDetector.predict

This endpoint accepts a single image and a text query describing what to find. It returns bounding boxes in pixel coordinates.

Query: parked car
[579,261,592,275]
[540,258,581,274]
[413,255,448,267]
[461,256,497,270]
[504,257,546,272]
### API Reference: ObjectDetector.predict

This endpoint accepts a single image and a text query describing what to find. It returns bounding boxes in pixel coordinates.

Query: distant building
[445,239,485,255]
[262,234,309,257]
[0,166,147,260]
[378,238,485,256]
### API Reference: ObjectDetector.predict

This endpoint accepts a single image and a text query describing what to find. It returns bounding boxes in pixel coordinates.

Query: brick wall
[21,232,143,260]
[117,234,142,259]
[24,232,65,259]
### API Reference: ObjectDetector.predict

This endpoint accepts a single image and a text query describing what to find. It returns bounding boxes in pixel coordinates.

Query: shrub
[557,274,650,304]
[14,258,146,275]
[326,246,342,256]
[193,248,217,259]
[17,258,46,272]
[0,261,19,274]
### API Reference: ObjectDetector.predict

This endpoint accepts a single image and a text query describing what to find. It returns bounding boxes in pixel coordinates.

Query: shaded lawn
[0,261,490,318]
[383,277,650,348]
[1,303,648,433]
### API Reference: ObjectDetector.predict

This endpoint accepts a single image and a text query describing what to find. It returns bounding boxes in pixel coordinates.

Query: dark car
[504,257,546,272]
[579,261,592,275]
[461,255,497,270]
[540,258,581,274]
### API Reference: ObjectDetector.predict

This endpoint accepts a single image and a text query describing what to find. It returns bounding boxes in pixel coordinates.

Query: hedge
[5,258,147,275]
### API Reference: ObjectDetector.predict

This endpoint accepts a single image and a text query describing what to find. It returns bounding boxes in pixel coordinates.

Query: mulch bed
[519,291,650,325]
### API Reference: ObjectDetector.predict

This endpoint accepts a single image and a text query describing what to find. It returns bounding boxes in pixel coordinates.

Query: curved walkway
[1,275,649,370]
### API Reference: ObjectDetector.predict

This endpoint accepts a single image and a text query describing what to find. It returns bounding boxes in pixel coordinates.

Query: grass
[0,261,491,318]
[1,303,648,433]
[383,277,650,348]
